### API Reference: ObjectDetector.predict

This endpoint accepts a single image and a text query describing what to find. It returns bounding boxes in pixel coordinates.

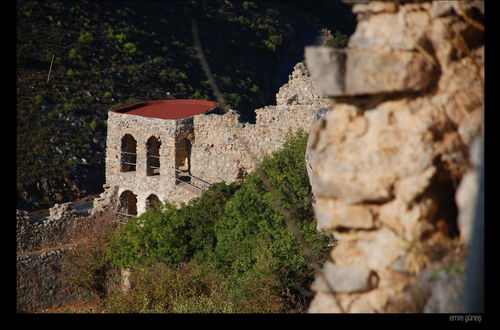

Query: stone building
[102,99,219,216]
[94,62,330,216]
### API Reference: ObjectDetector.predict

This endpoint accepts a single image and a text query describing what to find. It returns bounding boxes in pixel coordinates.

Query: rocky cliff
[304,0,483,313]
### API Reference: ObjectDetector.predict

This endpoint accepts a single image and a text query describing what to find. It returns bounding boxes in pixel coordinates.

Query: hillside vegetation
[64,131,334,313]
[16,0,354,211]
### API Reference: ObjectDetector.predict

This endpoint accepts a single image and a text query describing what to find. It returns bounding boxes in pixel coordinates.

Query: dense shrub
[325,30,349,48]
[106,182,239,269]
[212,132,332,311]
[103,261,234,313]
[105,131,333,313]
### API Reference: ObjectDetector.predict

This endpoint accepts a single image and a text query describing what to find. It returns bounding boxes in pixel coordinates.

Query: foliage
[324,30,349,48]
[62,210,119,302]
[106,182,239,269]
[103,261,234,313]
[78,31,93,44]
[123,42,137,53]
[17,0,302,211]
[105,132,333,312]
[212,131,332,311]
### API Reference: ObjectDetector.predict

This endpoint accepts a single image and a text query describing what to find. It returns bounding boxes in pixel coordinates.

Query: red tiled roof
[110,99,219,120]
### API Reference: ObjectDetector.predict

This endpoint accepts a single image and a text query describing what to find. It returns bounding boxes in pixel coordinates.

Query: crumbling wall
[304,0,483,313]
[17,204,87,253]
[99,62,329,214]
[190,62,330,185]
[17,246,83,313]
[16,204,88,312]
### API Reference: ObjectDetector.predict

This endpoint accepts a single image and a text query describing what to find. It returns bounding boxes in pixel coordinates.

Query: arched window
[175,137,191,185]
[118,190,137,216]
[145,194,161,209]
[146,136,161,176]
[121,134,137,172]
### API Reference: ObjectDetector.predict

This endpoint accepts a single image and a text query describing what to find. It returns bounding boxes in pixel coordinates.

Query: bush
[123,42,137,53]
[114,32,126,43]
[211,131,332,311]
[104,131,332,313]
[89,119,98,132]
[103,261,234,313]
[106,182,238,269]
[78,31,94,44]
[68,48,81,60]
[323,29,349,48]
[62,210,120,304]
[106,203,190,269]
[34,93,44,104]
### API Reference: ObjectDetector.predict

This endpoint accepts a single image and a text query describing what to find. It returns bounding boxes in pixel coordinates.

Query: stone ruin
[93,61,329,217]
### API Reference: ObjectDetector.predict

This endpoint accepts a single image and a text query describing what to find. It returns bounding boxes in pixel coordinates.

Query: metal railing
[114,211,137,217]
[121,151,137,168]
[148,154,161,174]
[113,211,136,224]
[172,167,211,192]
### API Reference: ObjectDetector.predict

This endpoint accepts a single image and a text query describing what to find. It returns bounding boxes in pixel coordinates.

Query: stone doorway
[146,194,161,209]
[175,138,191,185]
[118,190,137,216]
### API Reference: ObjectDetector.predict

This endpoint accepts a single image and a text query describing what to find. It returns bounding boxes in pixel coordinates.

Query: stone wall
[304,0,483,313]
[98,61,329,214]
[17,204,87,253]
[16,203,91,312]
[17,246,83,313]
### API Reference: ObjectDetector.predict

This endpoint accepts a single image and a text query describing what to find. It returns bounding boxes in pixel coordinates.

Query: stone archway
[118,190,137,216]
[175,137,191,184]
[145,194,161,209]
[146,136,161,176]
[121,134,137,172]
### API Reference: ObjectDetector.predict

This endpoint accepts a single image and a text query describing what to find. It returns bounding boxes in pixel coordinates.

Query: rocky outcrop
[305,0,483,313]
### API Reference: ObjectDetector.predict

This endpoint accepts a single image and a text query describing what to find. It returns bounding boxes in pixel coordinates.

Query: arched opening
[121,134,137,172]
[145,194,161,209]
[118,190,137,216]
[175,137,191,185]
[146,136,161,176]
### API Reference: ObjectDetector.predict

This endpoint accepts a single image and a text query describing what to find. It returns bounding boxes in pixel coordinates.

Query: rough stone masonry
[305,0,483,313]
[93,61,330,215]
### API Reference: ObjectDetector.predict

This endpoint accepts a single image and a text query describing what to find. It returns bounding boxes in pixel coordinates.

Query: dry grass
[61,210,121,307]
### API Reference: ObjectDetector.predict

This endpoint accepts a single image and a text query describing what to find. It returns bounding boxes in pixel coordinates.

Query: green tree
[106,202,190,269]
[325,30,349,48]
[106,182,238,269]
[78,31,94,44]
[105,131,332,312]
[211,131,332,311]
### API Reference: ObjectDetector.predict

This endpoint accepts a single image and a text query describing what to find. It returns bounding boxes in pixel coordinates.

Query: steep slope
[16,0,355,212]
